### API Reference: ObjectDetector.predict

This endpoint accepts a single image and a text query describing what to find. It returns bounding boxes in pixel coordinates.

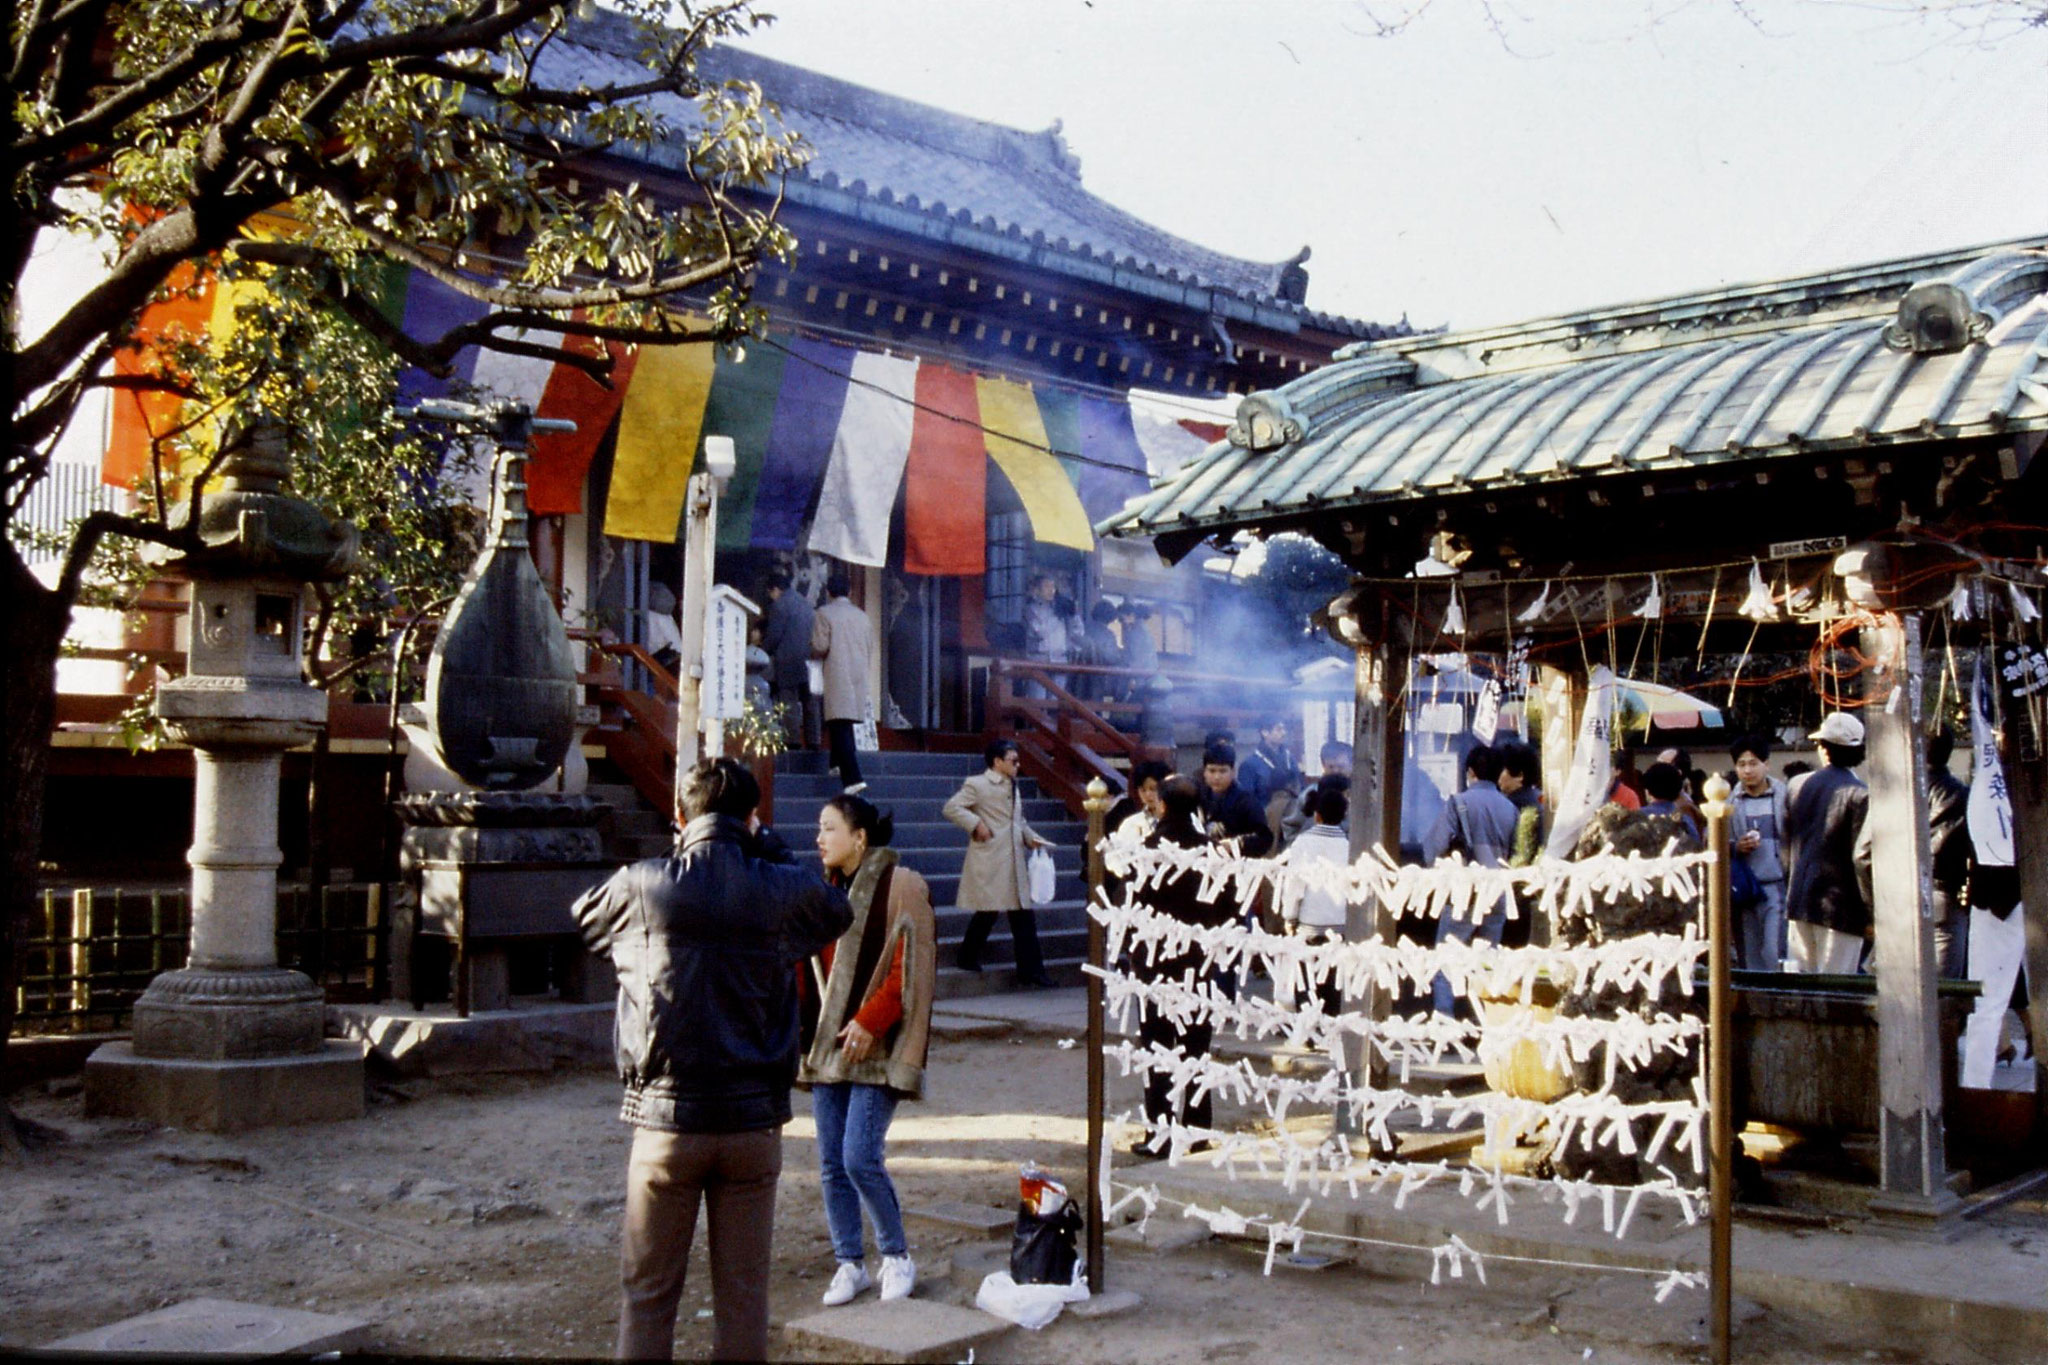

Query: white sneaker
[821,1260,871,1307]
[878,1254,916,1302]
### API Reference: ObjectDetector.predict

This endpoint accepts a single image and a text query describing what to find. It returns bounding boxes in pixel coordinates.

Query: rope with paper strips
[1092,836,1717,1297]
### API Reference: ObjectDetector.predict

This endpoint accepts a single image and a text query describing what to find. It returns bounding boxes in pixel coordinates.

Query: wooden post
[1701,774,1735,1365]
[1081,776,1112,1294]
[69,888,91,1025]
[673,471,718,808]
[1342,606,1405,1137]
[1860,613,1960,1226]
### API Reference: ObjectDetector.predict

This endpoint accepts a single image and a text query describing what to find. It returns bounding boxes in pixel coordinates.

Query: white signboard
[702,584,759,721]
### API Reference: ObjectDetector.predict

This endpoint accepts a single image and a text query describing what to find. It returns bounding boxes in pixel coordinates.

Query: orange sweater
[819,936,906,1037]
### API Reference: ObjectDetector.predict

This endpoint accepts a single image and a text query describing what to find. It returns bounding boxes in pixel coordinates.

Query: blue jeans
[812,1082,906,1262]
[1432,898,1509,1016]
[1739,880,1786,972]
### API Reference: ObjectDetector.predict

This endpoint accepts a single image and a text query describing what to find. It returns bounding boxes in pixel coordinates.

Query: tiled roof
[545,10,1399,338]
[1101,242,2048,539]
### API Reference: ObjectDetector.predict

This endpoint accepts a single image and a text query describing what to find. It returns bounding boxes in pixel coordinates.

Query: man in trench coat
[943,738,1057,987]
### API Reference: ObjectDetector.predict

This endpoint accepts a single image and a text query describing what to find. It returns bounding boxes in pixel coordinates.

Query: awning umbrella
[1612,678,1724,734]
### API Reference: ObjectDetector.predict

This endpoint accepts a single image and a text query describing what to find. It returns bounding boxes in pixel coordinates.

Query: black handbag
[1009,1199,1082,1286]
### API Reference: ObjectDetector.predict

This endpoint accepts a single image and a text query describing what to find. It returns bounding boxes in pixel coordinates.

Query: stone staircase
[584,778,675,862]
[772,750,1091,999]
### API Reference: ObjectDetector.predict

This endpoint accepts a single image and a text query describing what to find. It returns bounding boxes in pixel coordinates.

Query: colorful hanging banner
[393,270,491,412]
[806,350,919,567]
[902,364,989,576]
[603,338,717,542]
[461,324,562,509]
[1033,386,1085,482]
[104,260,216,489]
[1073,395,1152,519]
[528,328,637,517]
[975,374,1094,552]
[747,338,855,550]
[700,343,788,552]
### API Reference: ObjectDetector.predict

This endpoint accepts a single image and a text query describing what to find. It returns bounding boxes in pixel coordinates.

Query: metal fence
[16,461,116,564]
[14,882,389,1035]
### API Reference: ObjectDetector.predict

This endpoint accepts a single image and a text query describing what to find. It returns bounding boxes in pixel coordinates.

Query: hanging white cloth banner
[1544,665,1617,859]
[1443,585,1466,636]
[1968,662,2016,866]
[2010,581,2043,624]
[1516,581,1553,624]
[1738,560,1779,623]
[805,350,919,567]
[1634,574,1663,621]
[1949,578,1975,622]
[1472,680,1501,745]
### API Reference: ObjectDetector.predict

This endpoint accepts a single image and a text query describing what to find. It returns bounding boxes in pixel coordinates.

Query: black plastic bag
[1010,1199,1082,1286]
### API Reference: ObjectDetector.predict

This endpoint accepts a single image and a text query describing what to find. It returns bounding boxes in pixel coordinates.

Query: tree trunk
[2,539,70,1153]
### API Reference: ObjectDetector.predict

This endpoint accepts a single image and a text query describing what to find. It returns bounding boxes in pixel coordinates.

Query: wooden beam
[1860,612,1961,1227]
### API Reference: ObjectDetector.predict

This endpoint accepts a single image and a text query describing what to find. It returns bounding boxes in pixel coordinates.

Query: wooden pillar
[1341,603,1405,1138]
[1860,612,1961,1226]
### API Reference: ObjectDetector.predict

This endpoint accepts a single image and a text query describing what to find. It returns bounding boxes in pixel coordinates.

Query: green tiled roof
[1101,242,2048,541]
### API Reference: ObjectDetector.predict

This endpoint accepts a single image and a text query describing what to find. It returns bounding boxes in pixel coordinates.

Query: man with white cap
[1783,712,1871,975]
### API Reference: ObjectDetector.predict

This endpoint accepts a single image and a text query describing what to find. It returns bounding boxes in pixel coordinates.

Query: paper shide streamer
[1093,840,1714,1307]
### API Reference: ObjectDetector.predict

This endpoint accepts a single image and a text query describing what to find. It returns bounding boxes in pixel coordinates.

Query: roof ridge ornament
[1228,391,1306,453]
[1884,280,1992,355]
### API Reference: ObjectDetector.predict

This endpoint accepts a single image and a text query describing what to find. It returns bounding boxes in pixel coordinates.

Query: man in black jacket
[575,757,851,1362]
[1924,728,1973,977]
[1785,713,1870,975]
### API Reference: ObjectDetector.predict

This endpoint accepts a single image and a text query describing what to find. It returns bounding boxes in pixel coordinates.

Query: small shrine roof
[1101,241,2048,542]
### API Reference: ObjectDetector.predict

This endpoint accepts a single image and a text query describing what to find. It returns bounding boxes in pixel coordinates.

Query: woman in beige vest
[801,794,936,1307]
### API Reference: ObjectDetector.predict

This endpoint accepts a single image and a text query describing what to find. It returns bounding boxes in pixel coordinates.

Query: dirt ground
[0,1034,1994,1363]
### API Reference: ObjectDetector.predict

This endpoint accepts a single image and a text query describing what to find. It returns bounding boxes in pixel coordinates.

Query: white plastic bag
[974,1267,1089,1330]
[1027,846,1057,907]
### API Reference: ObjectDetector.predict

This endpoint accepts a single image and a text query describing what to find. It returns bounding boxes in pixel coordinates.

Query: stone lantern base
[84,964,366,1131]
[83,1041,365,1133]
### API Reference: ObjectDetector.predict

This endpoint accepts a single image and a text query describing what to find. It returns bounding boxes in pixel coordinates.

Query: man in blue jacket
[575,757,852,1361]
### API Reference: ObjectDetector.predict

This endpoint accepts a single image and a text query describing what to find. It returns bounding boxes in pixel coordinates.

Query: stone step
[776,772,1045,801]
[774,796,1071,826]
[773,820,1088,852]
[584,782,646,809]
[776,750,984,777]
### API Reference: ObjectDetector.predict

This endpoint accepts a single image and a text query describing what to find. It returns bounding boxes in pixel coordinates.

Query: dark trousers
[616,1126,782,1362]
[1137,987,1213,1136]
[824,718,863,789]
[958,909,1046,980]
[773,681,819,748]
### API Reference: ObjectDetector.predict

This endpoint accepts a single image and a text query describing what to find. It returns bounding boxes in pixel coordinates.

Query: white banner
[1544,665,1616,859]
[1968,661,2015,867]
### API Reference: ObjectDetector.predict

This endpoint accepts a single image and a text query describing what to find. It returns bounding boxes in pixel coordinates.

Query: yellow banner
[604,339,718,542]
[974,375,1094,551]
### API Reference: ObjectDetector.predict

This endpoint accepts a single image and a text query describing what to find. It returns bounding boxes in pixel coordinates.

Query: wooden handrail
[586,639,681,702]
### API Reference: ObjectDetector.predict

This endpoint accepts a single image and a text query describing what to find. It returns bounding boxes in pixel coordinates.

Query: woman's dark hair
[823,793,894,848]
[1130,759,1171,791]
[1817,741,1865,770]
[984,738,1020,768]
[1927,727,1956,769]
[1465,744,1503,783]
[1729,733,1772,764]
[1153,774,1205,846]
[1643,762,1686,802]
[1497,741,1540,786]
[1311,789,1349,825]
[1782,759,1813,778]
[679,757,759,822]
[1092,600,1120,624]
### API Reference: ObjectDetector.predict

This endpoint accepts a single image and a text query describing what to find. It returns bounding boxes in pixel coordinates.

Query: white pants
[1786,920,1864,976]
[1961,904,2030,1090]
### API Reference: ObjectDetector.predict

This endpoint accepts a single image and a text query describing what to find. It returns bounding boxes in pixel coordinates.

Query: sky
[739,0,2048,334]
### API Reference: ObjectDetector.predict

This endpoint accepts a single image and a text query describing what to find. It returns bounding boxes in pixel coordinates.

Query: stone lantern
[86,421,367,1131]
